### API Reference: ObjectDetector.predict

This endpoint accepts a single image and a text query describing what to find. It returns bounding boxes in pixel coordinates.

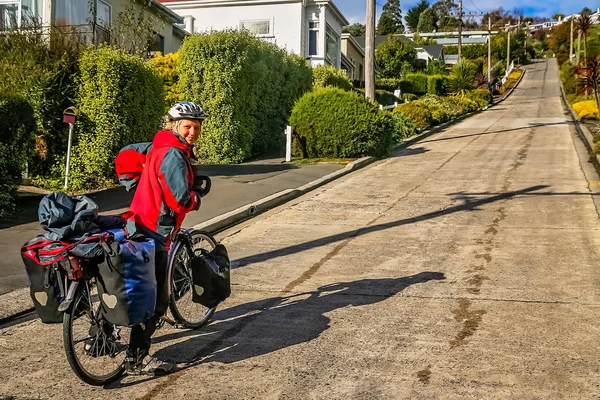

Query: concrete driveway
[1,59,599,399]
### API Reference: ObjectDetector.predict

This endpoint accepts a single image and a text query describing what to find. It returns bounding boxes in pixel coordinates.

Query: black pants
[129,250,169,354]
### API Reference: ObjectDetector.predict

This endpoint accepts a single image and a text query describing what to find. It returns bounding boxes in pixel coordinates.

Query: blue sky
[336,0,598,25]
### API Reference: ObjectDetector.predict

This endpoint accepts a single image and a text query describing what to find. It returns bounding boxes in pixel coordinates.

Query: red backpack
[115,142,152,191]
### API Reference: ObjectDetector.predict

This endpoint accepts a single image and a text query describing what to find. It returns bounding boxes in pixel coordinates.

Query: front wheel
[168,230,217,329]
[63,280,129,386]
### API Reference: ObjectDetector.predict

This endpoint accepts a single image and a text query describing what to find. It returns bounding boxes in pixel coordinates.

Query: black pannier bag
[191,244,231,308]
[21,237,68,323]
[97,236,157,327]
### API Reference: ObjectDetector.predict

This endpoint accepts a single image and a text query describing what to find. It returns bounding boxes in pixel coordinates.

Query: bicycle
[61,227,218,386]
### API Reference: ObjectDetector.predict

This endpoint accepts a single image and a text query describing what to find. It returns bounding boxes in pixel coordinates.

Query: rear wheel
[63,280,129,386]
[168,230,217,329]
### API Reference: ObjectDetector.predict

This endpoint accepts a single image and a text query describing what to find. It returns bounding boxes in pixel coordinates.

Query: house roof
[341,33,365,57]
[151,0,184,24]
[436,37,488,45]
[423,45,443,58]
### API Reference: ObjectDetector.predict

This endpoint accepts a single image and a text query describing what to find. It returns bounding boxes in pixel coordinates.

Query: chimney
[184,15,195,33]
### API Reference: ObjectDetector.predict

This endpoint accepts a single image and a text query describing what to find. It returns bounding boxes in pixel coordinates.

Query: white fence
[501,61,515,85]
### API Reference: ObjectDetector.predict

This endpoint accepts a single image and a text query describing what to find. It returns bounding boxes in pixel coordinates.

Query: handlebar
[193,175,211,198]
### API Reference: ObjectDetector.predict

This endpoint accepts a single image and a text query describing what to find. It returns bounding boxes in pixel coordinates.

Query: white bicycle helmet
[168,101,206,121]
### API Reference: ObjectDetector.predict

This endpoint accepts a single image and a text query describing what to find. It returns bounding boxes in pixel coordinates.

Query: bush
[179,30,312,163]
[149,52,183,111]
[376,90,398,106]
[573,100,599,119]
[376,78,402,92]
[393,101,432,131]
[449,59,476,94]
[560,61,576,95]
[465,89,493,108]
[427,75,446,95]
[313,65,353,91]
[0,95,36,216]
[403,93,418,102]
[390,113,418,142]
[68,46,165,191]
[420,94,465,124]
[444,44,488,59]
[0,26,82,177]
[290,87,393,158]
[405,73,428,94]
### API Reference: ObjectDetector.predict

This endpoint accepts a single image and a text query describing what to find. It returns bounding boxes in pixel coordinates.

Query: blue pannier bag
[97,231,157,327]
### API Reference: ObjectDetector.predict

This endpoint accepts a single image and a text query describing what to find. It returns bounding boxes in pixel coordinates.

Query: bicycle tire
[168,229,218,329]
[63,281,127,386]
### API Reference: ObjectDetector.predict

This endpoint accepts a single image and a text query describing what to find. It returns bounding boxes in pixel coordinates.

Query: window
[325,25,339,66]
[148,33,165,54]
[0,3,18,30]
[96,0,111,28]
[240,19,271,36]
[0,0,42,29]
[308,21,319,56]
[55,0,110,27]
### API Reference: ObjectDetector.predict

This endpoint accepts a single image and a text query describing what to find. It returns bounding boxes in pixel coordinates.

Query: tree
[552,13,565,21]
[405,0,429,32]
[343,23,366,37]
[581,7,593,15]
[577,13,593,65]
[417,8,436,33]
[377,0,405,35]
[577,58,600,111]
[375,37,417,78]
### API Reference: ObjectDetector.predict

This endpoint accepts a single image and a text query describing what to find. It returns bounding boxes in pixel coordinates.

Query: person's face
[177,119,202,145]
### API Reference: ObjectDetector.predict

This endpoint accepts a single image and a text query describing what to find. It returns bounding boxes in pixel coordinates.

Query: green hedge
[178,30,312,163]
[405,73,428,95]
[444,44,488,59]
[313,65,353,91]
[376,78,402,92]
[290,87,394,158]
[403,93,418,102]
[427,75,446,95]
[358,88,399,105]
[393,101,432,132]
[68,46,165,191]
[0,95,36,215]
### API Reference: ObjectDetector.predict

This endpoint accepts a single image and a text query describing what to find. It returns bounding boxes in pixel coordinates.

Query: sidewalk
[0,156,345,296]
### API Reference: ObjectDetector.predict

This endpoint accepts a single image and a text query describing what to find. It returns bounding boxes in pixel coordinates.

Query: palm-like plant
[577,13,593,65]
[449,58,476,94]
[577,58,600,111]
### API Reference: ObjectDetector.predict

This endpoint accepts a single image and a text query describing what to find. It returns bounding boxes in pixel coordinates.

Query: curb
[558,72,600,173]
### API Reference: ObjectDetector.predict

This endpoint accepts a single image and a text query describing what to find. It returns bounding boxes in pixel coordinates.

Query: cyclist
[124,101,206,376]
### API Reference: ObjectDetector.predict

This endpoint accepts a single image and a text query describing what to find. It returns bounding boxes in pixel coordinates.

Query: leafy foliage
[449,59,476,94]
[393,101,432,131]
[343,23,366,37]
[178,30,312,163]
[577,59,600,109]
[0,95,37,216]
[426,60,447,75]
[375,37,417,79]
[313,65,353,91]
[417,8,437,33]
[405,73,429,94]
[406,0,429,31]
[377,0,405,35]
[427,75,446,95]
[290,87,395,158]
[67,46,165,191]
[149,52,184,111]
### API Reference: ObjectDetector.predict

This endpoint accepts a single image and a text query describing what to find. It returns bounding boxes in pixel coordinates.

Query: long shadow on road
[107,272,445,389]
[232,185,550,269]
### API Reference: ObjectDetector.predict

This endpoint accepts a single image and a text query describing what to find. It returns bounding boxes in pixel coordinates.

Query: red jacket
[129,130,200,249]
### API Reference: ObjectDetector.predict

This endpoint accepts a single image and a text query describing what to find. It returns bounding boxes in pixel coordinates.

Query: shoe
[125,351,176,377]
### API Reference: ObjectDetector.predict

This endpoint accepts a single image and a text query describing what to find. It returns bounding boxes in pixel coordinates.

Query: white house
[158,0,349,68]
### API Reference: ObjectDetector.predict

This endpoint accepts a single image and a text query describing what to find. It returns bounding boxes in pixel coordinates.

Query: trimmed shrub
[466,89,493,107]
[149,52,183,111]
[393,101,432,132]
[405,73,428,94]
[376,78,402,92]
[0,95,36,216]
[313,65,353,91]
[68,46,165,191]
[290,87,393,158]
[376,90,398,106]
[178,30,312,163]
[427,75,445,95]
[403,93,418,102]
[420,94,465,124]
